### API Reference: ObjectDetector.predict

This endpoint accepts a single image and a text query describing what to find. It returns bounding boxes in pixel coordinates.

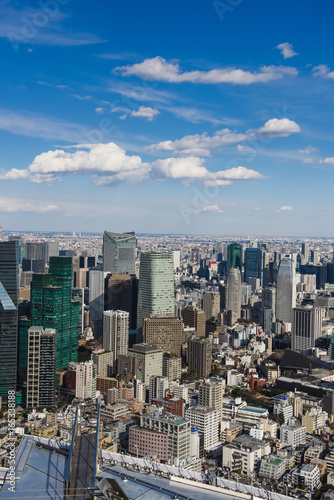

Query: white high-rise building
[292,306,322,352]
[185,406,220,451]
[74,360,97,401]
[226,268,241,317]
[276,255,296,323]
[103,310,129,371]
[137,252,174,342]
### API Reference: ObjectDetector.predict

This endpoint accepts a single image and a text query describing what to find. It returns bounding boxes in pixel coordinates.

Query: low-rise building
[259,456,285,480]
[291,464,321,491]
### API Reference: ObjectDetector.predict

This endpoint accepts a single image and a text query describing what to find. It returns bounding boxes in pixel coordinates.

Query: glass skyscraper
[103,231,136,274]
[137,252,174,342]
[30,256,79,370]
[0,241,19,400]
[244,248,267,287]
[227,243,242,272]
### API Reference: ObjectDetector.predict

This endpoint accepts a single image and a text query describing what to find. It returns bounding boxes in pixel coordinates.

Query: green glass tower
[30,257,79,370]
[227,243,242,272]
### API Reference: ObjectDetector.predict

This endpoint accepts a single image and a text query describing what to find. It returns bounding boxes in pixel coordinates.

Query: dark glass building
[0,241,19,400]
[30,257,79,370]
[226,243,242,272]
[244,248,267,287]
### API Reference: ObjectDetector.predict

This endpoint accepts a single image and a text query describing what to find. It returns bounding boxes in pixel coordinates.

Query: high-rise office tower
[226,243,242,272]
[276,255,296,323]
[301,242,309,262]
[89,270,108,335]
[0,241,18,400]
[30,257,80,370]
[203,289,220,320]
[103,310,129,371]
[72,287,85,333]
[105,273,138,330]
[259,307,273,336]
[263,285,276,317]
[26,241,59,263]
[291,306,322,352]
[226,268,241,318]
[26,327,56,408]
[103,231,136,274]
[244,248,267,287]
[143,316,183,355]
[137,252,174,342]
[188,337,212,378]
[182,306,206,338]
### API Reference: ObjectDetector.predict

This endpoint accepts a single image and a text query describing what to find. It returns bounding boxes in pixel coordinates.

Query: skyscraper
[137,252,174,342]
[244,248,267,287]
[291,306,322,352]
[0,241,18,400]
[203,289,220,320]
[276,255,296,323]
[26,327,56,408]
[263,285,276,317]
[188,337,212,378]
[143,316,183,355]
[103,310,129,371]
[30,257,80,370]
[105,273,138,330]
[226,243,242,272]
[226,268,241,318]
[103,231,136,274]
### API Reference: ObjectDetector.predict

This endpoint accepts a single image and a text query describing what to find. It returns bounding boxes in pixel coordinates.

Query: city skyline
[0,0,333,236]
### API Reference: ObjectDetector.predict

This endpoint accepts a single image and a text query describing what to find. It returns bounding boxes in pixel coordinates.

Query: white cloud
[276,42,298,59]
[320,157,334,164]
[0,197,58,213]
[197,205,223,214]
[256,118,301,138]
[277,205,293,212]
[152,157,208,179]
[115,56,297,85]
[313,65,334,79]
[0,142,266,188]
[130,106,160,121]
[95,107,104,114]
[147,118,300,156]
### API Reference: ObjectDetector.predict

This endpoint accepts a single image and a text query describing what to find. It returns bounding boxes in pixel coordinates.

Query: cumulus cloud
[197,205,223,214]
[313,65,334,79]
[130,106,160,121]
[299,146,317,155]
[320,157,334,164]
[115,56,297,85]
[277,205,293,212]
[0,197,58,213]
[256,118,301,138]
[276,42,298,59]
[0,143,266,188]
[147,118,301,156]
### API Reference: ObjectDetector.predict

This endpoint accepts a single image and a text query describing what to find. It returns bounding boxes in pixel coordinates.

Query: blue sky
[0,0,334,236]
